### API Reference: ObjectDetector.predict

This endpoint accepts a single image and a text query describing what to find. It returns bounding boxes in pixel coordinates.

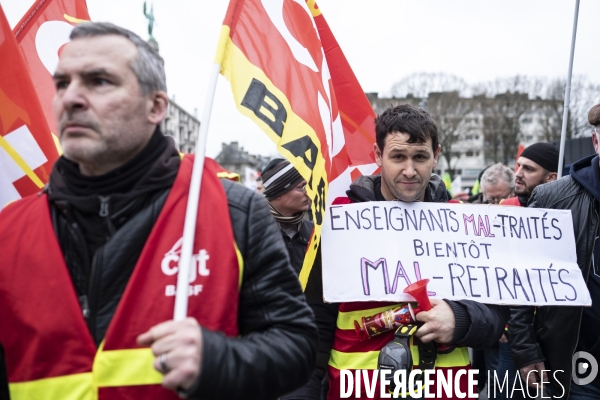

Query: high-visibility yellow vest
[328,302,472,400]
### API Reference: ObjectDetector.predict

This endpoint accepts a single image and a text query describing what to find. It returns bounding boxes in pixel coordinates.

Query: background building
[160,97,200,154]
[366,91,593,191]
[215,141,271,185]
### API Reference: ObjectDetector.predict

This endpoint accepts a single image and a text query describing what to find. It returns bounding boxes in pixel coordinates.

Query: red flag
[515,144,525,172]
[308,0,379,198]
[13,0,90,134]
[218,0,375,287]
[0,5,60,208]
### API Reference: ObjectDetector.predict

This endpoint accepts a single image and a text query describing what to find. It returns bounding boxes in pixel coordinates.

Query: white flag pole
[557,0,580,179]
[173,62,222,321]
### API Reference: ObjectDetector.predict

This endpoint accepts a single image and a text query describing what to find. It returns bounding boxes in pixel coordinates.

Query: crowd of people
[1,21,600,400]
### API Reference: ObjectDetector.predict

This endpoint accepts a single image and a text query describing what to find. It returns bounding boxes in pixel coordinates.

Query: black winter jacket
[508,159,599,398]
[0,179,317,400]
[282,220,314,276]
[293,174,509,399]
[190,180,318,399]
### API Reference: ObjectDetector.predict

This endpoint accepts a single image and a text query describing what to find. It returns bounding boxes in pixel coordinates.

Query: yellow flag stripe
[0,134,44,189]
[215,26,231,65]
[216,171,240,181]
[51,133,63,155]
[220,35,328,289]
[63,14,89,24]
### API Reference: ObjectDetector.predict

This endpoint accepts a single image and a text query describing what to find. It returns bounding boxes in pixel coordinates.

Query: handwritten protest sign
[322,201,591,306]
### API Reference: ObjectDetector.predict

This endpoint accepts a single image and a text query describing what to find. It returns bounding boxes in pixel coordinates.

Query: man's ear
[546,172,558,182]
[374,143,383,167]
[147,91,169,125]
[433,144,441,167]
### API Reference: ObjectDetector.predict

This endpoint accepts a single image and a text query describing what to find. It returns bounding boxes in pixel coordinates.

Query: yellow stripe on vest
[330,350,380,370]
[9,346,164,399]
[329,346,470,371]
[94,347,163,387]
[337,305,401,330]
[9,372,94,400]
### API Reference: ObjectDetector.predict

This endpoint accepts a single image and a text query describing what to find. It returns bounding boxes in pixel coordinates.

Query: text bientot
[322,202,590,306]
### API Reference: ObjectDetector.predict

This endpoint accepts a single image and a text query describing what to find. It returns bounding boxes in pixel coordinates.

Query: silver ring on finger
[159,352,169,373]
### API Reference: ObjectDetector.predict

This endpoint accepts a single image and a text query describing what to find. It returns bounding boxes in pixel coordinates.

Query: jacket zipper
[99,196,110,217]
[87,196,111,343]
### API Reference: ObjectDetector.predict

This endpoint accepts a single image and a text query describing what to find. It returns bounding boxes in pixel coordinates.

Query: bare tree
[477,77,534,165]
[390,72,469,99]
[387,73,600,172]
[537,76,600,141]
[390,73,474,178]
[426,91,476,177]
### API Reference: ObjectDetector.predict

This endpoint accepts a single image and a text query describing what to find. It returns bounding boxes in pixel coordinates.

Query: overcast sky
[3,0,599,158]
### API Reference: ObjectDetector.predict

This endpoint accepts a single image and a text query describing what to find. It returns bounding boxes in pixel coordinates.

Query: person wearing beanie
[508,103,600,398]
[261,158,312,276]
[502,142,559,207]
[262,159,324,400]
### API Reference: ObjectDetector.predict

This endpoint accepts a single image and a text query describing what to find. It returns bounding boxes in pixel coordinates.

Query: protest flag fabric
[515,143,525,172]
[217,0,376,287]
[13,0,90,135]
[307,0,379,198]
[0,5,60,209]
[209,158,241,182]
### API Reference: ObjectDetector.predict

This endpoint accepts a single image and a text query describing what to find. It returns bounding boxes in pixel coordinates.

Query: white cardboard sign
[322,201,591,306]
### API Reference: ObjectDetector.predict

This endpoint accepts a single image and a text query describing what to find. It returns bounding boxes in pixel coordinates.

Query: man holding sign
[312,104,509,399]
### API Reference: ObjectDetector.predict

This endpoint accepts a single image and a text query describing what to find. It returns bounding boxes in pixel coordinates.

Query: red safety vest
[0,155,241,399]
[328,197,472,399]
[328,302,472,400]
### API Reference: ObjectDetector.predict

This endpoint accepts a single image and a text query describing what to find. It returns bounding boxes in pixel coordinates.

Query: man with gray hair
[478,162,515,205]
[0,22,316,400]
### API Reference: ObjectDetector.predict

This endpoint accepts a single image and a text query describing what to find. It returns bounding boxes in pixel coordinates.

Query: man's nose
[515,166,524,178]
[402,161,417,178]
[58,81,88,112]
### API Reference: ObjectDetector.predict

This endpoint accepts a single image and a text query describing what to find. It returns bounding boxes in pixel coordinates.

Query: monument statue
[143,2,155,39]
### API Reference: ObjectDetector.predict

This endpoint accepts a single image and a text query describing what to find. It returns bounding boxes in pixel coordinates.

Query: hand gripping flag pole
[557,0,580,179]
[173,7,235,320]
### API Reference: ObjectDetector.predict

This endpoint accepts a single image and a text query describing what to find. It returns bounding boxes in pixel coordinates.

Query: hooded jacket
[508,154,600,398]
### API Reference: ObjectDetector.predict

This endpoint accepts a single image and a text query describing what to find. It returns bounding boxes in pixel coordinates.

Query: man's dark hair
[374,104,439,152]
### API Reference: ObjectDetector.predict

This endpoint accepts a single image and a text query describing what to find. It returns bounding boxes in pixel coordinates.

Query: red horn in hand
[403,279,432,311]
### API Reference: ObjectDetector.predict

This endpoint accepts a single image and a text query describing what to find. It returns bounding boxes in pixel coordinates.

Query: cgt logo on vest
[161,238,210,297]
